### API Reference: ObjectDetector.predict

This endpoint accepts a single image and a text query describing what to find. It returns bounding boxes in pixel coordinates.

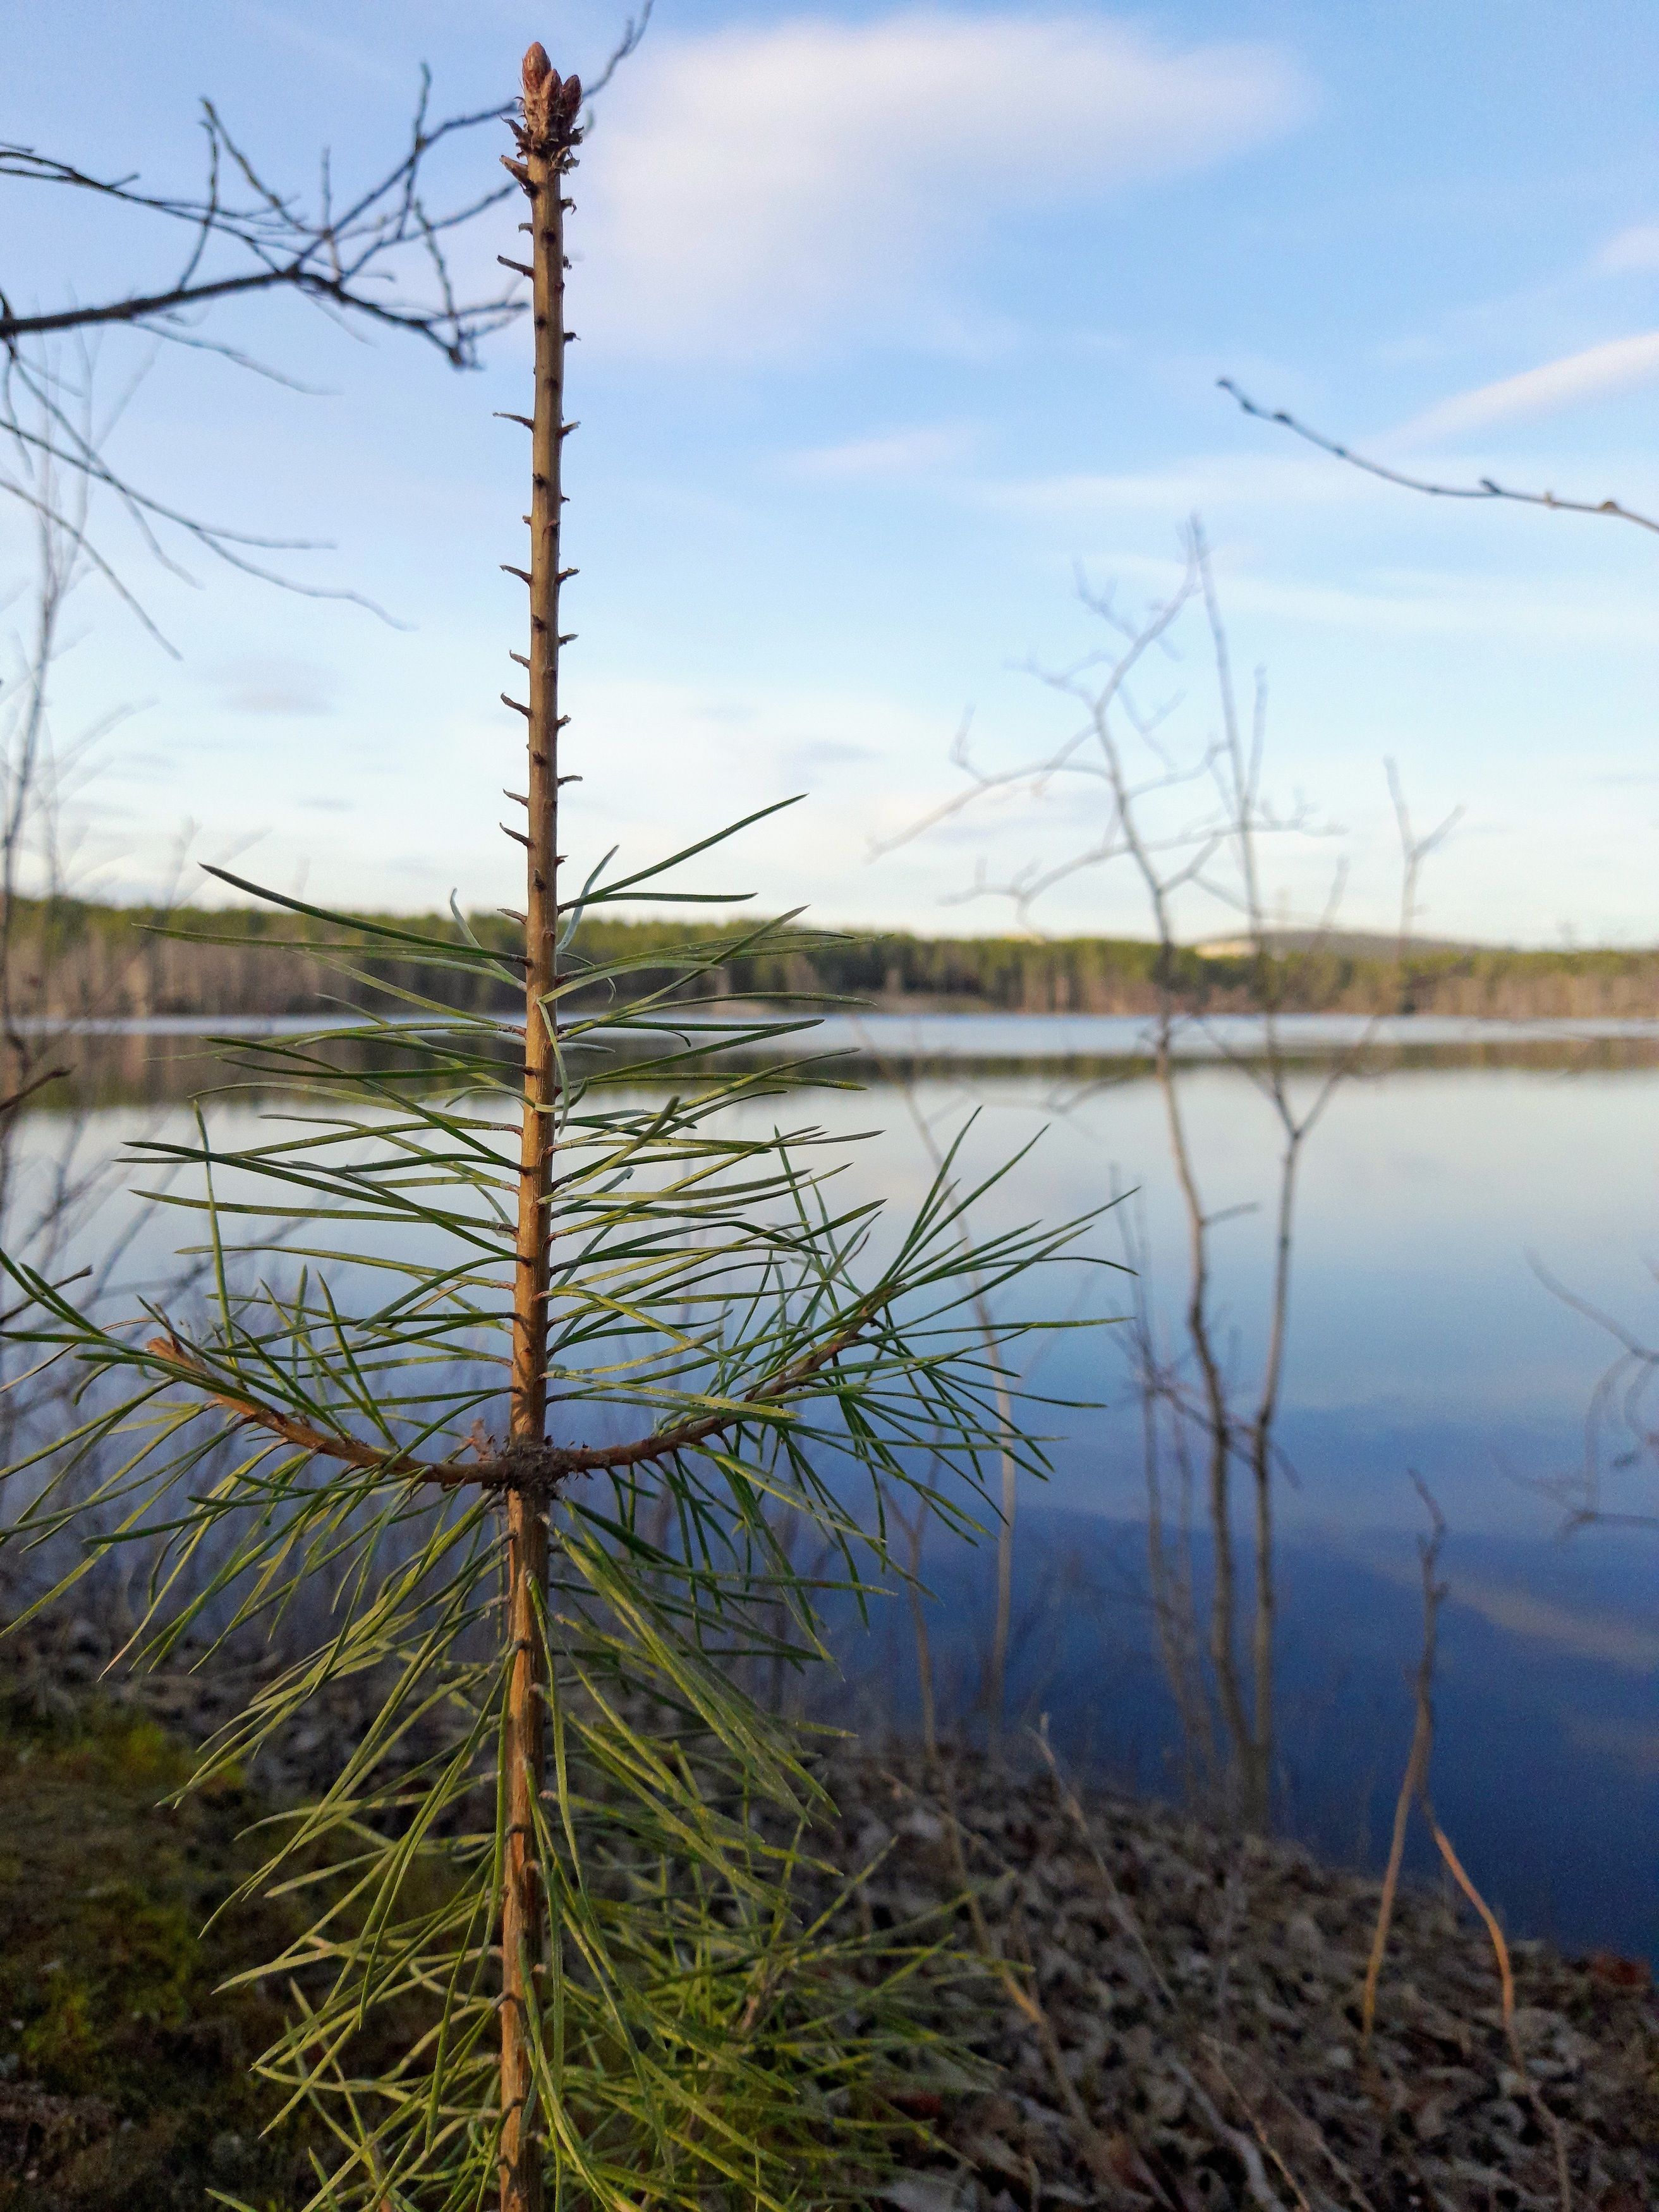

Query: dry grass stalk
[1031,1718,1176,2013]
[1359,1482,1573,2212]
[1202,2041,1378,2212]
[1425,1809,1572,2212]
[904,1758,1122,2185]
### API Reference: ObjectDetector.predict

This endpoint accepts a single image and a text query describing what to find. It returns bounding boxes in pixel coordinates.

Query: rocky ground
[1,1618,1653,2211]
[818,1747,1656,2212]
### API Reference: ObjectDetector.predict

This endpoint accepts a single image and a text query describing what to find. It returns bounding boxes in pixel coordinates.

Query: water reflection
[836,1509,1658,1959]
[6,1021,1657,1957]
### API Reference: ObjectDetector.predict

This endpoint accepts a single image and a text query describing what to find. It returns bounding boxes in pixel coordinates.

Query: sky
[4,0,1659,944]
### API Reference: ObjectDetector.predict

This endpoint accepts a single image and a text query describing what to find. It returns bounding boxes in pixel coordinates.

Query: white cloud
[209,654,337,717]
[1397,331,1659,442]
[1133,553,1659,651]
[557,672,961,915]
[1007,543,1659,653]
[1596,222,1659,274]
[986,449,1373,519]
[1346,1543,1659,1670]
[785,423,977,480]
[236,0,404,89]
[1565,1715,1659,1773]
[578,11,1312,358]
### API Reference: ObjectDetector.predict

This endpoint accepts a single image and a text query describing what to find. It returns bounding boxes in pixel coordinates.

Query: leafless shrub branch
[1361,1477,1446,2052]
[0,23,652,613]
[873,518,1457,1831]
[1219,377,1659,539]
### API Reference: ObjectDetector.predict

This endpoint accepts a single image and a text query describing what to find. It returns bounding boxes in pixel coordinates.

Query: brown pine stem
[500,44,582,2212]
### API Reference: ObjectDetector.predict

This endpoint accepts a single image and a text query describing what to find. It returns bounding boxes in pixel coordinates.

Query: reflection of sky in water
[841,1510,1659,1960]
[810,1057,1659,1533]
[8,1040,1658,1955]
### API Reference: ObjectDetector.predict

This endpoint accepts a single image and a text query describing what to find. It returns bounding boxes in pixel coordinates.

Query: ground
[817,1746,1659,2212]
[1,1626,1655,2211]
[0,1660,308,2210]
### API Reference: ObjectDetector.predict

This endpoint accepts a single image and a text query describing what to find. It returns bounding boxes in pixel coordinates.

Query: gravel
[6,1617,1653,2210]
[818,1744,1657,2212]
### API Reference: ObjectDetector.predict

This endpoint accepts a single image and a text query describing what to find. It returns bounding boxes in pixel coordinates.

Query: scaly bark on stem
[501,46,581,2212]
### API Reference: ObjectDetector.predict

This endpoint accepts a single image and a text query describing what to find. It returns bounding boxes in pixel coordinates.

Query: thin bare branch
[1361,1478,1445,2051]
[0,26,653,612]
[1219,377,1659,538]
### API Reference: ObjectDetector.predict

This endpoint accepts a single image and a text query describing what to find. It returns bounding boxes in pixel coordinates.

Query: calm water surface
[8,1017,1657,1957]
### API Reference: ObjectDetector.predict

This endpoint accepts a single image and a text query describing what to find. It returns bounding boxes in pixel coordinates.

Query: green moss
[0,1696,310,2211]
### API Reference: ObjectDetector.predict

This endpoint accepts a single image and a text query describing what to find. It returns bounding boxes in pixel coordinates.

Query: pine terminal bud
[521,44,561,140]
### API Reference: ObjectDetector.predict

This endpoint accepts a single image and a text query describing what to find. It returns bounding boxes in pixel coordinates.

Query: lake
[5,1014,1656,1960]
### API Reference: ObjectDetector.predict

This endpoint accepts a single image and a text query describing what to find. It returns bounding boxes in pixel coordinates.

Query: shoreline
[1,1620,1653,2209]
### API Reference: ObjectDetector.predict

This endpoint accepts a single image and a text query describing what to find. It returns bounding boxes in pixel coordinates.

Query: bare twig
[1388,759,1463,1009]
[0,1066,70,1120]
[1219,377,1659,539]
[580,0,657,104]
[1361,1476,1445,2051]
[1529,1249,1659,1534]
[873,520,1457,1834]
[0,18,653,606]
[1,87,516,362]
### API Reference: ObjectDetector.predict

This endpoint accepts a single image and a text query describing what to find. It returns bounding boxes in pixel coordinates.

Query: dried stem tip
[520,44,583,149]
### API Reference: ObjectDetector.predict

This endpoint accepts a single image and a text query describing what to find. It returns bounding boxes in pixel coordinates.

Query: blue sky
[6,0,1659,943]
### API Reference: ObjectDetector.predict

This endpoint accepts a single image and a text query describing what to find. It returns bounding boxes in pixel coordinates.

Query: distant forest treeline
[12,897,1659,1021]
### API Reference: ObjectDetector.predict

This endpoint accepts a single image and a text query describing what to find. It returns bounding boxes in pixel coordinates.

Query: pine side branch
[143,1314,873,1492]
